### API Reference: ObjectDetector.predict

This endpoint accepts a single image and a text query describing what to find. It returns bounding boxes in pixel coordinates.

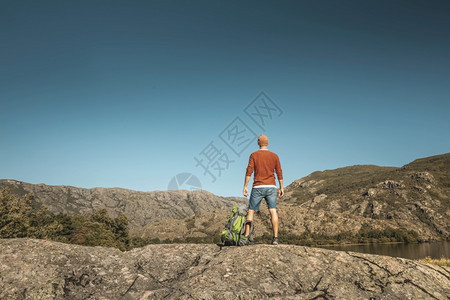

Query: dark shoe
[272,237,279,245]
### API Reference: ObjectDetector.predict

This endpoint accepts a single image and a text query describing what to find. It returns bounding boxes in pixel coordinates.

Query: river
[320,241,450,260]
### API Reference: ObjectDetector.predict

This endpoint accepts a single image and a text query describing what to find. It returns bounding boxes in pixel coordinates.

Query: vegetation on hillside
[419,256,450,267]
[287,165,397,201]
[0,188,129,251]
[129,221,420,247]
[282,153,450,242]
[288,153,450,202]
[254,224,419,246]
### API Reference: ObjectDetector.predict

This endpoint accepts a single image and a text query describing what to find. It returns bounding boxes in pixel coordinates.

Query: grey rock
[309,194,327,209]
[0,239,449,299]
[376,180,405,189]
[411,172,435,184]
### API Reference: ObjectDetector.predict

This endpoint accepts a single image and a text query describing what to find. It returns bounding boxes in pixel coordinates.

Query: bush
[0,188,64,239]
[0,188,131,251]
[419,257,450,267]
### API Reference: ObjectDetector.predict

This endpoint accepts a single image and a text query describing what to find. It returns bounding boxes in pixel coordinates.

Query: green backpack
[221,204,254,246]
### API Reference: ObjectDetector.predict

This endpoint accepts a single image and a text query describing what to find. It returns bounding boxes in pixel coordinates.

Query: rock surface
[1,239,449,299]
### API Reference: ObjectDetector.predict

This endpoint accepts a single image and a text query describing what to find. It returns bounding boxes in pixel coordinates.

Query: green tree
[0,188,132,251]
[0,188,34,238]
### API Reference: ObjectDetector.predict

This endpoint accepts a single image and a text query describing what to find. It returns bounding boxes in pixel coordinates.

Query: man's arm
[278,179,284,197]
[275,154,284,197]
[243,154,254,197]
[243,175,251,197]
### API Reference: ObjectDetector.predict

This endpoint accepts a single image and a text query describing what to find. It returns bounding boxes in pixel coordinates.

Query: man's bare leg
[244,209,255,236]
[269,208,279,238]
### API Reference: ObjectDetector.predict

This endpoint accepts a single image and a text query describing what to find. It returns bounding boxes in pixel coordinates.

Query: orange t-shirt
[245,149,283,187]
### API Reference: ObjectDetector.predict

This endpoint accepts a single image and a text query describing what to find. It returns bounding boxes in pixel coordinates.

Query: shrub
[419,257,450,267]
[0,188,130,251]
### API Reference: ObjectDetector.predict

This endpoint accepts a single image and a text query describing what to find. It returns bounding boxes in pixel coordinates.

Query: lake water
[320,241,450,260]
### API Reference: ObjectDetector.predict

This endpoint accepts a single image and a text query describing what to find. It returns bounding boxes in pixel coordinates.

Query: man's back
[246,149,283,187]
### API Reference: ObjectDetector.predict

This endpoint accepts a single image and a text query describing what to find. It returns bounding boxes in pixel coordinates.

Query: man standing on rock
[243,134,283,245]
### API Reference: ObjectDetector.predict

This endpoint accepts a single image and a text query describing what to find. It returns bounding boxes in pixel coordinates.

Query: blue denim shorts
[248,187,278,211]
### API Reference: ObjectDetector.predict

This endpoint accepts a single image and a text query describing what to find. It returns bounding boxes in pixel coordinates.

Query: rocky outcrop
[0,180,246,228]
[0,239,448,299]
[282,153,450,241]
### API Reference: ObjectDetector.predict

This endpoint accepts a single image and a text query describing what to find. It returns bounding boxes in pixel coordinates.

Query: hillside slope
[0,239,448,299]
[135,154,449,243]
[281,153,450,240]
[0,180,246,228]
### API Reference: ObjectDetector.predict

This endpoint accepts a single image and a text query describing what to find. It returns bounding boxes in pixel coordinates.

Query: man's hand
[243,186,249,197]
[243,176,251,197]
[278,187,284,198]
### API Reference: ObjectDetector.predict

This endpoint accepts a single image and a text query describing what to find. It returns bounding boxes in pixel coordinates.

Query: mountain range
[0,180,245,228]
[1,153,449,243]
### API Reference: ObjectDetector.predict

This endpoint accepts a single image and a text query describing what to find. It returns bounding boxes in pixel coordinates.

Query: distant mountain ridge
[0,180,246,228]
[1,153,449,242]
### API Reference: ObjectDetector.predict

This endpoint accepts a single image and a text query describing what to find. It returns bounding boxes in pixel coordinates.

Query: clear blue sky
[1,1,449,197]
